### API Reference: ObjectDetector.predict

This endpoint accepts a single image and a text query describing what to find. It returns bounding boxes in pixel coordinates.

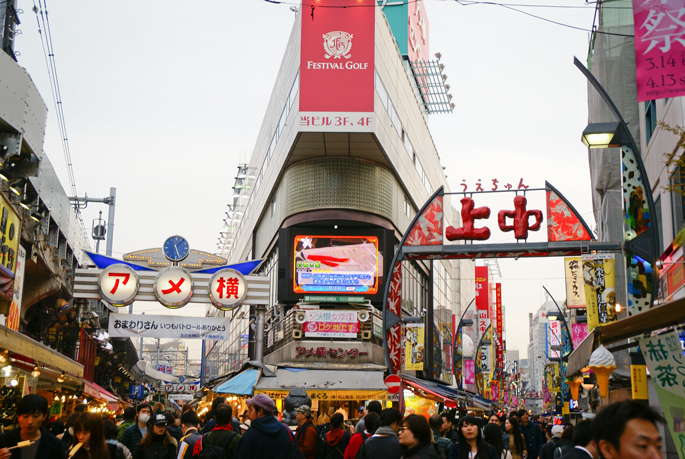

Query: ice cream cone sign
[588,345,616,398]
[566,375,583,400]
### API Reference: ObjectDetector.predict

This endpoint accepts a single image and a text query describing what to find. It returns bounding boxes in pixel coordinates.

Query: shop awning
[402,375,462,408]
[0,325,83,377]
[215,369,260,396]
[567,329,596,375]
[83,381,119,402]
[254,367,387,400]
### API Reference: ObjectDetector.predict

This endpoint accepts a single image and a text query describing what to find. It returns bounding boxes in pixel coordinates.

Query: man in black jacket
[120,403,152,456]
[563,420,598,459]
[178,411,202,459]
[0,394,63,459]
[358,408,403,459]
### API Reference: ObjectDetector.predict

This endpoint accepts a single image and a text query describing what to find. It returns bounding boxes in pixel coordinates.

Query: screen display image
[293,235,381,294]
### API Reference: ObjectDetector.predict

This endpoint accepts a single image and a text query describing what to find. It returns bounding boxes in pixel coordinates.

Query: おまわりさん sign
[109,313,231,340]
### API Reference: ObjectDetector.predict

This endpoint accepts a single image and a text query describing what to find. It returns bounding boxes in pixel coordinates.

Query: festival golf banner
[633,0,685,102]
[109,313,231,340]
[581,254,616,332]
[640,331,685,459]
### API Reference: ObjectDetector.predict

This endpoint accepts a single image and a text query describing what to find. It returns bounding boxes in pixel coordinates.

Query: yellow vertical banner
[630,365,649,400]
[564,257,587,308]
[581,254,616,332]
[404,323,425,371]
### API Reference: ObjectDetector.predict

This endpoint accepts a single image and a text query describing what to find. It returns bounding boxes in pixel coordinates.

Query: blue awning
[215,369,260,395]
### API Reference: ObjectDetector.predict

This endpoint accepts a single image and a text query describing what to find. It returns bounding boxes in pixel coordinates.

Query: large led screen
[293,235,381,295]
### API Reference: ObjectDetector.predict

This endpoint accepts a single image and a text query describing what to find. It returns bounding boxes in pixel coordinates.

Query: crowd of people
[0,393,666,459]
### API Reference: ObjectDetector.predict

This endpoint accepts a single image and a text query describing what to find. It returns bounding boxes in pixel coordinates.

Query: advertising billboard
[475,266,489,311]
[299,0,375,132]
[278,228,392,303]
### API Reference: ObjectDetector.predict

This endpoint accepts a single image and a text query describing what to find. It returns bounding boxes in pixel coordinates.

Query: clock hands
[175,243,180,258]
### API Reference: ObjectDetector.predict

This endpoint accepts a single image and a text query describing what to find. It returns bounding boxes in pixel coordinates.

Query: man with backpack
[295,406,317,459]
[177,411,202,459]
[233,394,292,459]
[193,404,241,459]
[540,425,563,459]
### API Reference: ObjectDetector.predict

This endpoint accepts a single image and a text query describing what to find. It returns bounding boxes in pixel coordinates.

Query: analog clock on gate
[163,235,190,262]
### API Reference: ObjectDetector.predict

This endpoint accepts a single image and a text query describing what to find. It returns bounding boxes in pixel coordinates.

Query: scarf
[212,424,233,431]
[326,428,344,446]
[374,426,398,438]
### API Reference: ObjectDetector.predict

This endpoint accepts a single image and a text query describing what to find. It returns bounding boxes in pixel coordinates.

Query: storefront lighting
[615,303,622,313]
[0,350,8,363]
[31,366,40,378]
[3,365,11,377]
[57,372,66,383]
[9,379,17,387]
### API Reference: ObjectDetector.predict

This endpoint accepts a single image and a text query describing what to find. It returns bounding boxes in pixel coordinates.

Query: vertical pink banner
[571,323,589,348]
[464,359,475,385]
[503,391,509,404]
[633,1,685,101]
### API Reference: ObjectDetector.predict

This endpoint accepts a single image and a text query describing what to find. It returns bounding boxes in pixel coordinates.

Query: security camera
[420,308,427,317]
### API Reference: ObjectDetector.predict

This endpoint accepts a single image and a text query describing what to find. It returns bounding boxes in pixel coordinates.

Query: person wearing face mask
[133,414,177,459]
[121,404,153,456]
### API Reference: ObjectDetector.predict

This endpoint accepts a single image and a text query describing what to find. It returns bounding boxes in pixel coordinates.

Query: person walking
[177,411,202,459]
[120,404,153,456]
[132,413,178,459]
[517,412,543,459]
[447,415,497,459]
[428,415,452,458]
[195,404,241,459]
[166,413,183,444]
[105,419,132,459]
[540,425,564,459]
[69,413,124,459]
[504,417,527,459]
[483,423,511,459]
[396,414,442,459]
[488,415,509,450]
[551,426,573,459]
[560,420,596,459]
[440,414,459,444]
[0,394,63,459]
[355,402,382,435]
[119,408,137,440]
[201,397,226,434]
[357,408,403,459]
[233,394,291,459]
[325,413,350,459]
[295,405,317,459]
[345,412,378,459]
[592,400,663,459]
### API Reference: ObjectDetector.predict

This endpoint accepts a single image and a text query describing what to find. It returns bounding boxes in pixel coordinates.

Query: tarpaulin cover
[215,369,260,395]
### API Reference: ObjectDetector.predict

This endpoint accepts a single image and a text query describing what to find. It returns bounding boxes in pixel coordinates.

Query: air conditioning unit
[358,310,370,322]
[295,311,307,324]
[293,330,303,339]
[361,330,371,340]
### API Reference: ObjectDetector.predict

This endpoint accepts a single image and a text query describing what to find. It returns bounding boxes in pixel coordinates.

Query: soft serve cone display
[589,345,616,397]
[566,375,583,401]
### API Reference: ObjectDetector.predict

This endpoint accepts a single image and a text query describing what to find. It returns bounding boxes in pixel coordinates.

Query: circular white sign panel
[97,264,140,307]
[208,268,248,311]
[153,267,194,309]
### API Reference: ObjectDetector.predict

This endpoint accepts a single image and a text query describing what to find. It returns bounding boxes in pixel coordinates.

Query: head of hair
[153,402,165,414]
[17,394,48,416]
[73,413,109,459]
[103,420,119,440]
[136,404,151,414]
[507,416,525,455]
[455,416,489,459]
[181,404,195,414]
[164,412,174,425]
[483,423,505,456]
[428,415,443,431]
[517,409,527,419]
[50,420,65,436]
[123,407,136,421]
[592,401,663,451]
[139,422,172,449]
[561,425,574,441]
[211,397,226,412]
[181,410,200,428]
[379,408,403,427]
[573,420,594,447]
[330,413,344,429]
[215,404,233,426]
[73,404,87,413]
[441,411,455,426]
[364,412,380,434]
[366,401,382,415]
[65,413,80,429]
[403,414,432,445]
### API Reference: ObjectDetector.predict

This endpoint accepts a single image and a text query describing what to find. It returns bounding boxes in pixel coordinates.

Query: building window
[645,100,657,145]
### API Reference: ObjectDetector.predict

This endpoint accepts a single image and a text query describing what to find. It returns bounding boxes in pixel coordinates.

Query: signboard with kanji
[98,264,140,306]
[108,313,230,340]
[208,268,247,310]
[153,267,194,308]
[304,310,359,338]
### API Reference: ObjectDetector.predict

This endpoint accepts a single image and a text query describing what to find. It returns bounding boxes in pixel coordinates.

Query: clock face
[163,235,190,262]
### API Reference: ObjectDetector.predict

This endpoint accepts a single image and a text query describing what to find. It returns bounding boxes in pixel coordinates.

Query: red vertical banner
[475,267,489,311]
[300,0,375,129]
[495,283,504,372]
[633,0,685,101]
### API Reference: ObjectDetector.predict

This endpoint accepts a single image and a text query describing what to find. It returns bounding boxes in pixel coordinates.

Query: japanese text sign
[404,323,425,371]
[209,268,247,310]
[153,267,194,309]
[640,331,685,459]
[304,310,359,338]
[633,0,685,101]
[495,283,504,371]
[98,264,140,307]
[108,313,230,340]
[548,320,561,359]
[300,0,375,130]
[475,266,489,311]
[581,254,616,332]
[464,359,475,385]
[564,257,586,309]
[295,346,368,359]
[571,323,588,348]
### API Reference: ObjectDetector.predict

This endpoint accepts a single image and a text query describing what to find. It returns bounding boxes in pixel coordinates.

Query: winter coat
[121,423,148,456]
[540,436,562,459]
[233,414,292,459]
[518,423,543,459]
[177,428,202,459]
[506,433,527,459]
[166,425,183,444]
[132,434,177,459]
[107,439,132,459]
[203,429,241,459]
[296,420,317,459]
[358,432,403,459]
[119,421,135,440]
[402,442,444,459]
[431,429,452,458]
[448,442,498,459]
[325,429,350,459]
[0,426,63,459]
[552,439,574,459]
[444,430,459,444]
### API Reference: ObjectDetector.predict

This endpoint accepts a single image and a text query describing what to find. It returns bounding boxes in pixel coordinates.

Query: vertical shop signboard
[571,323,588,348]
[475,267,489,312]
[464,359,475,385]
[630,364,649,400]
[299,0,375,132]
[640,331,685,459]
[6,246,25,331]
[581,254,616,332]
[404,323,425,371]
[495,283,504,372]
[548,320,561,359]
[564,257,586,308]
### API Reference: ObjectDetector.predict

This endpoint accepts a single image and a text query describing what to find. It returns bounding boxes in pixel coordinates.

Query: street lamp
[581,121,625,148]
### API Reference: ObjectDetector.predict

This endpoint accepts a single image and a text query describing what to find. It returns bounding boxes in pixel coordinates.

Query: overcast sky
[13,0,598,362]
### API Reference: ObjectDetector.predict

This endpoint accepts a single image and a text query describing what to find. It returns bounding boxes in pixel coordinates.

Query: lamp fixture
[57,372,66,383]
[615,303,622,313]
[0,350,8,363]
[581,121,622,148]
[31,365,40,378]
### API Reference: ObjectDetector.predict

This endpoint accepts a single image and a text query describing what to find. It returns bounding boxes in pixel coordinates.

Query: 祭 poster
[464,359,475,385]
[564,257,586,308]
[571,323,589,348]
[632,0,685,102]
[640,331,685,459]
[581,254,616,332]
[404,323,425,371]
